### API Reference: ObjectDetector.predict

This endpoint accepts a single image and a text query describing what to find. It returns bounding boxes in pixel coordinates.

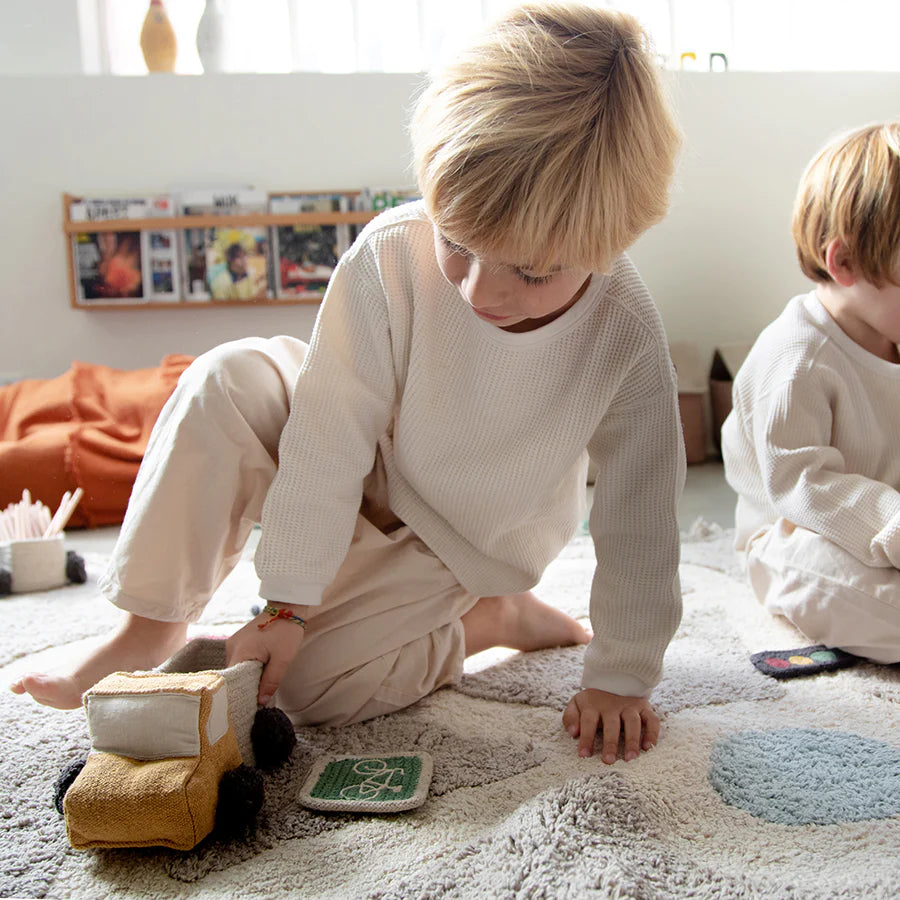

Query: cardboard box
[709,341,754,453]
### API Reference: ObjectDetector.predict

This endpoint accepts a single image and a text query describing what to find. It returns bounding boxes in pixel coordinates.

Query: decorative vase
[140,0,177,73]
[196,0,229,74]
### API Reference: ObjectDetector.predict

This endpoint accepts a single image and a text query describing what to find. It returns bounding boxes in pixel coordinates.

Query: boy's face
[433,228,591,333]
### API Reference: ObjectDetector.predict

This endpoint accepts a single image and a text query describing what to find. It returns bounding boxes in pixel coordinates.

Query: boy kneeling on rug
[12,2,685,764]
[722,121,900,664]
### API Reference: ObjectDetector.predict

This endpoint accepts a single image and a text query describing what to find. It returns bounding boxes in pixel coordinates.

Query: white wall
[0,0,83,76]
[1,68,899,381]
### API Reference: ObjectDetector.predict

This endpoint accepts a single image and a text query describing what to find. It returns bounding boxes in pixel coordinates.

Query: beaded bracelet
[257,604,307,630]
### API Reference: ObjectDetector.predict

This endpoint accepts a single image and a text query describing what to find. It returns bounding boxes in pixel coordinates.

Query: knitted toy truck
[54,638,296,851]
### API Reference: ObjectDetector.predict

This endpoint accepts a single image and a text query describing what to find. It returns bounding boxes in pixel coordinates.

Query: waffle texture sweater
[255,202,684,697]
[722,291,900,566]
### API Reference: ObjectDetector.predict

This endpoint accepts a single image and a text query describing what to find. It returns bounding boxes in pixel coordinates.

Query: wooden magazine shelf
[63,193,381,310]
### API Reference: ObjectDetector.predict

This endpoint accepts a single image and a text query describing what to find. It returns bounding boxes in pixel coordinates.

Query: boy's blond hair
[792,121,900,287]
[411,2,680,274]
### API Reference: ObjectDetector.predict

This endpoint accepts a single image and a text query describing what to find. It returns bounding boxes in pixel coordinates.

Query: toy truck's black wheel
[0,568,11,597]
[250,706,297,770]
[53,758,88,814]
[215,765,265,839]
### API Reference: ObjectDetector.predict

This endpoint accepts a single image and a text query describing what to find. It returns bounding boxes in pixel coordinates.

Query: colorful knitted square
[750,645,861,679]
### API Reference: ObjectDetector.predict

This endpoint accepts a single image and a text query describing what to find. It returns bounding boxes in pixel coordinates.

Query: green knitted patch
[299,752,433,812]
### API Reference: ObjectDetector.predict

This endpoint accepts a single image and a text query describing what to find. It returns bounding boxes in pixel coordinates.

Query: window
[82,0,900,75]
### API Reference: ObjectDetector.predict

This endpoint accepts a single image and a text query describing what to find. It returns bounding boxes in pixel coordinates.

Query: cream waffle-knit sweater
[256,202,684,697]
[723,291,900,566]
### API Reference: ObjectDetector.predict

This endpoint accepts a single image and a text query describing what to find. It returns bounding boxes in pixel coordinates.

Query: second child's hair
[411,2,680,274]
[792,121,900,287]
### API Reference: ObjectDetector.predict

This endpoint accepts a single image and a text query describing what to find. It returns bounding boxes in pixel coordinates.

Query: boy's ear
[824,238,857,287]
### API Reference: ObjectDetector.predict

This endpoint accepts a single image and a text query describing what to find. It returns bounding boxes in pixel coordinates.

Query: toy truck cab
[63,669,244,850]
[55,639,295,851]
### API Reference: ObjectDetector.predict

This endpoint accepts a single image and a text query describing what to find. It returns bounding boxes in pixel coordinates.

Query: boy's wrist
[257,604,308,630]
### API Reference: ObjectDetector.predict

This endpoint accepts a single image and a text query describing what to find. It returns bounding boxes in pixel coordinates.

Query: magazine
[70,196,178,303]
[176,188,271,301]
[269,193,356,299]
[355,187,420,213]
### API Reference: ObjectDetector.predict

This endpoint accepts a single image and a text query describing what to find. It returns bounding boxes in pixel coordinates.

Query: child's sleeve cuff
[580,670,651,699]
[258,577,326,607]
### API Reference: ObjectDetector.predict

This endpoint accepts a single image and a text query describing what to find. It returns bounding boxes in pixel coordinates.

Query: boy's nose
[461,260,504,308]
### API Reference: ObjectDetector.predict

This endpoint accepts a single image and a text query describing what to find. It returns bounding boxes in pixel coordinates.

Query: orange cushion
[0,355,193,527]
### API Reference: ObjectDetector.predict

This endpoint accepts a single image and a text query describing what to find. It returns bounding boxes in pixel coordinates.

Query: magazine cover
[176,187,270,301]
[205,226,272,301]
[70,196,178,303]
[269,193,356,299]
[73,229,145,303]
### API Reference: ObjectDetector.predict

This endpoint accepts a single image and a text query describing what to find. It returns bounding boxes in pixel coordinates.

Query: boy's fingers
[640,707,660,750]
[621,708,643,761]
[562,699,580,736]
[258,651,293,706]
[600,711,621,764]
[577,707,600,758]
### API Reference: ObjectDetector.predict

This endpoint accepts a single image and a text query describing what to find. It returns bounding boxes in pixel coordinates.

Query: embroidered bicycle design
[339,758,407,801]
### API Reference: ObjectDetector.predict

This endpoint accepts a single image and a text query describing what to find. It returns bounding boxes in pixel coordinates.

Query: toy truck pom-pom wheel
[53,759,88,815]
[215,764,265,839]
[250,706,297,770]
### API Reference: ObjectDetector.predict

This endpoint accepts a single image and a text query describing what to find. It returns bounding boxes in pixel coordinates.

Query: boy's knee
[178,338,304,443]
[186,338,292,394]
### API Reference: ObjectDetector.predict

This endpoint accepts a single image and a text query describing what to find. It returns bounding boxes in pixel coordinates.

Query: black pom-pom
[250,706,297,770]
[66,551,87,584]
[215,764,264,839]
[53,758,88,815]
[0,568,11,597]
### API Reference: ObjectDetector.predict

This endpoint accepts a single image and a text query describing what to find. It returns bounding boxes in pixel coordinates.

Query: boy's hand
[562,689,659,763]
[226,612,307,706]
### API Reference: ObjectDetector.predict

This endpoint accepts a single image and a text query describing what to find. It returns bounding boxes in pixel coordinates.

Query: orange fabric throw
[0,355,193,528]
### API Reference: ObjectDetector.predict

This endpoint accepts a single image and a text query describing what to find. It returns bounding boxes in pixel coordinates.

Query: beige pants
[745,518,900,664]
[99,337,478,727]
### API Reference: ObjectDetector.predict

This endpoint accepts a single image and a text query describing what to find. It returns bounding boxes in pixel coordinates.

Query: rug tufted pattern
[1,526,898,899]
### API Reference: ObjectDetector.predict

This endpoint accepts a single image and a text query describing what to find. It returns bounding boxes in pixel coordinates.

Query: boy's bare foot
[462,591,590,657]
[9,614,188,709]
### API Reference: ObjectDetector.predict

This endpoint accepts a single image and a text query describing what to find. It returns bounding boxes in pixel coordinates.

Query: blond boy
[722,122,900,663]
[14,3,684,762]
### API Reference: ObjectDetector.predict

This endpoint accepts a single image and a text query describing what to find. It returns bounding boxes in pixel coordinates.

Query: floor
[675,459,736,531]
[65,461,736,559]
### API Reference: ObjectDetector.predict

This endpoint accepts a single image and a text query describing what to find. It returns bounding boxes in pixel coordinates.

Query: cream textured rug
[1,523,898,899]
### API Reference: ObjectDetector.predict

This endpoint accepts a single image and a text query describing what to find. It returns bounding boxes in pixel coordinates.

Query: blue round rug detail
[709,728,900,825]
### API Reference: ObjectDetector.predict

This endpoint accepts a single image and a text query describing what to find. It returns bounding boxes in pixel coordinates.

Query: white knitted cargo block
[156,637,263,767]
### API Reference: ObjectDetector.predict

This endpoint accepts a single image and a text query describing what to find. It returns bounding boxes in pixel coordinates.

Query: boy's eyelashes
[438,233,555,286]
[516,270,554,286]
[439,234,471,257]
